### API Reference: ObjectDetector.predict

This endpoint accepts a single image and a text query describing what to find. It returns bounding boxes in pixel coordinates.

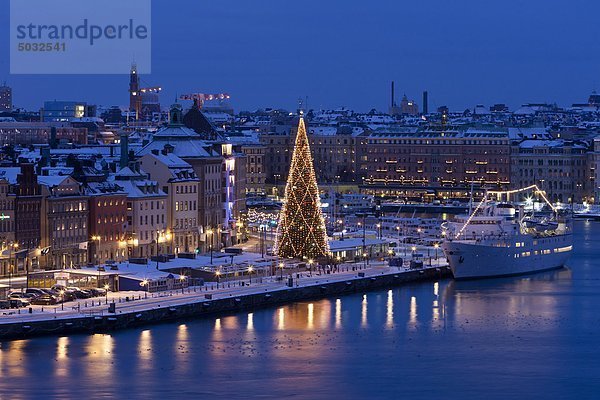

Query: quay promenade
[0,259,450,340]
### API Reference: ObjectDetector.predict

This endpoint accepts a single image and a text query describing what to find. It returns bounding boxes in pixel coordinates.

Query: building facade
[358,128,511,197]
[511,139,592,203]
[40,176,89,269]
[260,124,359,189]
[139,152,201,254]
[137,104,247,251]
[0,178,16,278]
[42,101,93,122]
[112,165,168,258]
[240,143,266,195]
[0,122,88,146]
[87,182,128,264]
[14,164,42,271]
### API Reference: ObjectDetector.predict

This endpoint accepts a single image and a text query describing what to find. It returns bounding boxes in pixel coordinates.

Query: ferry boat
[441,187,573,279]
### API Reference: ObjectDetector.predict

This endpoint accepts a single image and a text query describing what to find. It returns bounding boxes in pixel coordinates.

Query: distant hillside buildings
[0,84,12,112]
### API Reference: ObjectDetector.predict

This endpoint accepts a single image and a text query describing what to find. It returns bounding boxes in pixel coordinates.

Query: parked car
[9,293,32,301]
[51,285,77,301]
[22,293,38,300]
[25,288,46,297]
[0,300,10,309]
[66,287,92,299]
[9,298,30,308]
[31,294,58,305]
[88,288,107,297]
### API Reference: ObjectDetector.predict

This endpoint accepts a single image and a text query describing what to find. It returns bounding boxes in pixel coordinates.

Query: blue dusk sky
[1,0,599,112]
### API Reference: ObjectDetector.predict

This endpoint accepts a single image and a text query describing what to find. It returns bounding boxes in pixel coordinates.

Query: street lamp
[308,259,314,275]
[104,284,109,304]
[165,231,172,254]
[215,270,221,288]
[248,266,253,284]
[91,235,101,264]
[8,242,18,289]
[179,275,186,294]
[155,231,167,269]
[59,290,65,310]
[118,240,127,262]
[207,229,214,264]
[141,279,149,298]
[434,243,439,260]
[278,262,284,281]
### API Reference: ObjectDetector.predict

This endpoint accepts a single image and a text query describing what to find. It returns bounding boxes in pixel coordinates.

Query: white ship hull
[442,234,573,279]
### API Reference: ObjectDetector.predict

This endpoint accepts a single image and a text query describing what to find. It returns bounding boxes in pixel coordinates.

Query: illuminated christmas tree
[275,116,330,259]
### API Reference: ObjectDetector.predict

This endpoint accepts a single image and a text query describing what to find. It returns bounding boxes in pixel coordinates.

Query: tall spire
[275,117,330,259]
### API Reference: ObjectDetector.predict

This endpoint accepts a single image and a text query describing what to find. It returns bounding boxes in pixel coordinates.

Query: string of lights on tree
[275,115,330,259]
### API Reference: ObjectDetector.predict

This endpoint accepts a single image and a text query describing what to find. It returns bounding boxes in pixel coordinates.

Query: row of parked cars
[2,285,108,308]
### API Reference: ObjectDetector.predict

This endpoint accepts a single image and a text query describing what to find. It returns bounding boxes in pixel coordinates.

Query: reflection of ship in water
[440,268,571,329]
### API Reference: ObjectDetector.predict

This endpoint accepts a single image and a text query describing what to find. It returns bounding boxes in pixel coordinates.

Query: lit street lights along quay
[0,261,449,340]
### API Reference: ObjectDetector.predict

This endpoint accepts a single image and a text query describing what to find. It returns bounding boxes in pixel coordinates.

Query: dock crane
[179,93,231,109]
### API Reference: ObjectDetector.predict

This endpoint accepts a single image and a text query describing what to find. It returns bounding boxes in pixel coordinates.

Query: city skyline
[1,2,599,398]
[2,0,600,112]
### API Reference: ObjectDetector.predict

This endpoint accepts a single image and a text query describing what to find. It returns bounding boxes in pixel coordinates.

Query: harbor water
[0,220,598,399]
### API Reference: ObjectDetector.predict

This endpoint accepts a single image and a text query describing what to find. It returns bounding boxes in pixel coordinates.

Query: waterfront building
[216,142,247,246]
[358,127,511,198]
[0,175,16,278]
[260,123,360,190]
[39,175,89,269]
[138,104,246,250]
[14,164,42,272]
[86,182,128,264]
[110,165,168,258]
[139,152,201,254]
[510,139,592,203]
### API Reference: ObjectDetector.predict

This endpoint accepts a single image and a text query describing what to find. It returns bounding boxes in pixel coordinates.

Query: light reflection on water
[361,294,368,328]
[386,289,394,329]
[0,221,598,399]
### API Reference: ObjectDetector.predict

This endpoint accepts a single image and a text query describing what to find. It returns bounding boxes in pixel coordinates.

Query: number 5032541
[17,42,66,52]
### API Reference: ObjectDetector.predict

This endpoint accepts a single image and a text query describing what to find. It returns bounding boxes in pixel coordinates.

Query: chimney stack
[391,81,395,107]
[422,91,429,115]
[120,134,129,168]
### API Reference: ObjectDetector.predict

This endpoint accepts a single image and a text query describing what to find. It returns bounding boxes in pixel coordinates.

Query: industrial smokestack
[422,91,429,115]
